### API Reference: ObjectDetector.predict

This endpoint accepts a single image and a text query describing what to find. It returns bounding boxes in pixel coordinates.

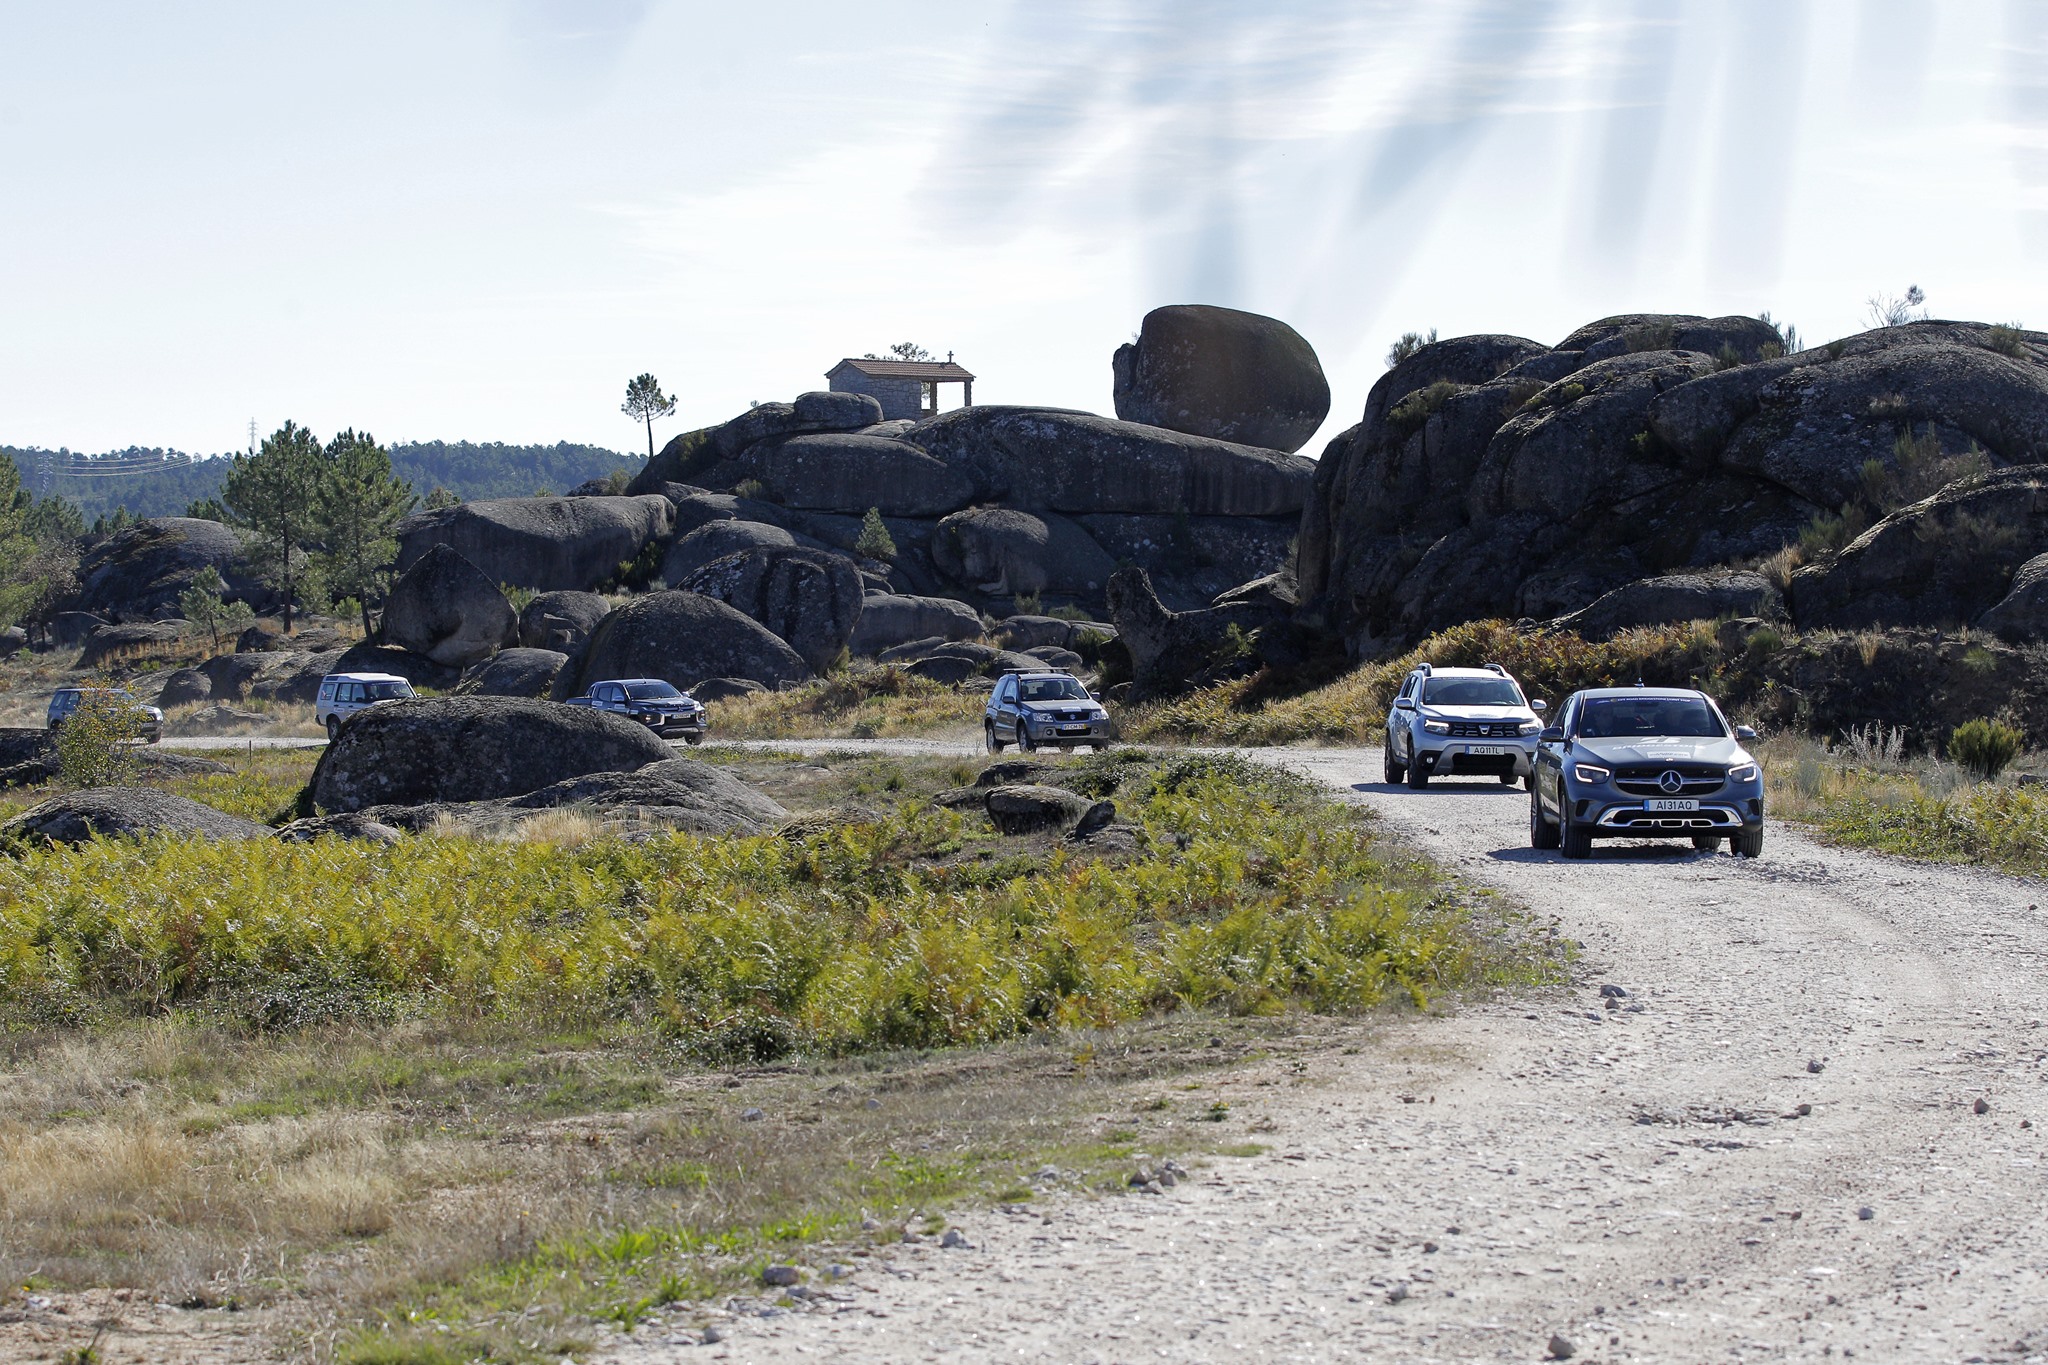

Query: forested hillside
[1,441,645,522]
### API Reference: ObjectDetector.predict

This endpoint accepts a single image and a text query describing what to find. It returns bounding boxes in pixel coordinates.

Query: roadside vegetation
[1758,725,2048,877]
[0,745,1559,1361]
[707,664,985,739]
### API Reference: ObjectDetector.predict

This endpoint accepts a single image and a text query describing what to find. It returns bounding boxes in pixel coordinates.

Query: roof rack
[1415,662,1433,675]
[998,666,1077,676]
[1484,662,1506,676]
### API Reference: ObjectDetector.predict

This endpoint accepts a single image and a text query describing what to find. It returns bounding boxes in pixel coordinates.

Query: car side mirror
[1393,697,1416,711]
[1540,726,1565,743]
[1734,725,1758,741]
[1531,699,1548,712]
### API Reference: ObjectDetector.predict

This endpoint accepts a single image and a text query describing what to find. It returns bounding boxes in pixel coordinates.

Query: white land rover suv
[1384,663,1547,790]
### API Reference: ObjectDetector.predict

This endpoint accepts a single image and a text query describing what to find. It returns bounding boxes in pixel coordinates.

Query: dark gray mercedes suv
[1530,686,1764,859]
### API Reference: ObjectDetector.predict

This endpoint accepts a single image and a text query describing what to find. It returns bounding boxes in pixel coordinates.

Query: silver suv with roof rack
[1384,662,1546,789]
[985,669,1112,753]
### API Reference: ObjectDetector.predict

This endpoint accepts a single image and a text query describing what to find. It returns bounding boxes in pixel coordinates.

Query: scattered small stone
[1807,1058,1826,1074]
[1974,1097,1992,1115]
[860,1217,882,1232]
[761,1265,800,1287]
[1209,1035,1224,1047]
[825,1263,853,1279]
[740,1107,765,1122]
[1604,997,1620,1011]
[1599,984,1628,998]
[865,1098,882,1110]
[1386,1283,1409,1304]
[1423,1241,1439,1253]
[1795,1103,1813,1117]
[1032,1165,1061,1183]
[1857,1206,1876,1221]
[940,1229,972,1250]
[1625,1003,1645,1013]
[1445,1225,1462,1235]
[2023,1119,2033,1130]
[1548,1332,1576,1359]
[701,1325,726,1344]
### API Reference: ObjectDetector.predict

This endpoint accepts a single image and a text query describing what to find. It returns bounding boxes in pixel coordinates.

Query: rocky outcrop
[50,612,107,647]
[1112,305,1331,454]
[628,392,884,493]
[3,788,271,845]
[309,696,671,813]
[1106,566,1284,702]
[456,647,568,698]
[1977,552,2048,641]
[735,433,974,517]
[275,812,405,844]
[78,622,184,667]
[155,668,213,707]
[983,785,1096,835]
[907,407,1314,517]
[678,546,864,673]
[517,590,610,652]
[1295,317,2048,653]
[551,591,811,699]
[847,593,984,655]
[1789,465,2048,630]
[443,758,788,836]
[1557,571,1775,639]
[932,508,1118,597]
[74,518,257,621]
[379,545,517,667]
[395,495,673,592]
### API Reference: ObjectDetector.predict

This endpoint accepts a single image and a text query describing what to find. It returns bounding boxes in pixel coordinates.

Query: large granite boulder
[1789,465,2048,630]
[660,520,798,585]
[155,668,213,708]
[738,433,974,517]
[677,546,864,673]
[395,495,673,592]
[904,407,1315,517]
[74,518,258,621]
[1076,512,1299,609]
[517,590,611,652]
[627,393,883,494]
[551,591,811,699]
[379,545,517,667]
[1558,571,1775,639]
[1112,305,1331,454]
[456,647,569,698]
[847,593,984,655]
[3,788,271,845]
[309,696,672,813]
[932,508,1119,597]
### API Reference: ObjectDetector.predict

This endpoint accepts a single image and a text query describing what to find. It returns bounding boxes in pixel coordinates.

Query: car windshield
[363,682,413,701]
[1577,696,1726,739]
[626,682,682,700]
[1019,676,1089,702]
[1422,677,1522,707]
[72,690,136,705]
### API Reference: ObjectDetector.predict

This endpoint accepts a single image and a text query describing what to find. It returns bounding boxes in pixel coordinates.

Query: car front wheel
[1561,813,1593,859]
[1529,791,1560,850]
[1405,753,1429,788]
[1691,834,1724,853]
[1017,728,1036,753]
[1382,744,1404,784]
[1732,827,1765,858]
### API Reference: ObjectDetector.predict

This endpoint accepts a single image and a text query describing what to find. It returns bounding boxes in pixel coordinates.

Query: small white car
[1384,662,1547,789]
[316,672,416,740]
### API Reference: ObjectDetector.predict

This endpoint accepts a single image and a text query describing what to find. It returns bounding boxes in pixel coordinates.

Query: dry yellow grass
[708,666,986,739]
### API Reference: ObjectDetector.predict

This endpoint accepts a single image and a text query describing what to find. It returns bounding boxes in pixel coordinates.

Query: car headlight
[1727,762,1759,782]
[1572,762,1612,783]
[1422,719,1451,734]
[1087,707,1108,721]
[1517,719,1543,735]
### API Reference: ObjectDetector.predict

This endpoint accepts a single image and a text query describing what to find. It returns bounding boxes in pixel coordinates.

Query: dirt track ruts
[606,743,2048,1364]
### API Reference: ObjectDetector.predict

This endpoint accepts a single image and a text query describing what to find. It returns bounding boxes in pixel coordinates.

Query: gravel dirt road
[608,744,2048,1364]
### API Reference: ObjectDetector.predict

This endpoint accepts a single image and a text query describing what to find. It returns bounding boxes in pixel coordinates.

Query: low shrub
[1949,718,2022,780]
[54,690,142,788]
[1985,323,2028,358]
[0,772,1531,1042]
[1386,380,1467,437]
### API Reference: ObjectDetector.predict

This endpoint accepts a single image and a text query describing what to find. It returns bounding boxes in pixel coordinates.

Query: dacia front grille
[1448,721,1521,738]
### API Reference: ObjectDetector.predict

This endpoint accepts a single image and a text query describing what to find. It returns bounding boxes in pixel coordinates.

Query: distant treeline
[0,441,646,523]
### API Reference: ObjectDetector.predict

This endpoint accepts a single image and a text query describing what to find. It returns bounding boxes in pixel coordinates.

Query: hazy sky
[4,0,2044,460]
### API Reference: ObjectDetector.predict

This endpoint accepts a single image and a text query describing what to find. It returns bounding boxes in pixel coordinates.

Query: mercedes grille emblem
[1658,770,1685,794]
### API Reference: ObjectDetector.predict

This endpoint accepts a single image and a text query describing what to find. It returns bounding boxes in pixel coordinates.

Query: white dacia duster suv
[1384,663,1547,789]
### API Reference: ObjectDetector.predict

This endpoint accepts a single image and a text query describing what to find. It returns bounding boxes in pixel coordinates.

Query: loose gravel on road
[604,744,2048,1364]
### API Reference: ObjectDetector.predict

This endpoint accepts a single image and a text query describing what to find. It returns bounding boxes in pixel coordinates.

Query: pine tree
[854,506,896,561]
[621,374,678,461]
[221,421,322,633]
[317,429,416,637]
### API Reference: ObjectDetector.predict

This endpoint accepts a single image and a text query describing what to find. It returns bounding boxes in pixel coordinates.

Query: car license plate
[1644,799,1699,812]
[1466,744,1506,756]
[1060,725,1091,735]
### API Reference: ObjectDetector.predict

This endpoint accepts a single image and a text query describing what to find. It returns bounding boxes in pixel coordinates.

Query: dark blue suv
[1530,686,1764,859]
